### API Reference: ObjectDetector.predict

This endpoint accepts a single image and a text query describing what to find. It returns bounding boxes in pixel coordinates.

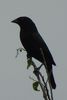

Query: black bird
[12,16,56,89]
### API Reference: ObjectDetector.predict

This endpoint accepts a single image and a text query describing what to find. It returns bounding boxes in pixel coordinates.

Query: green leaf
[27,58,32,69]
[33,81,40,91]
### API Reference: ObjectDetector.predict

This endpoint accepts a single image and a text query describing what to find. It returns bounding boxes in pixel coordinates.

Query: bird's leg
[27,53,43,70]
[37,63,43,70]
[33,63,43,73]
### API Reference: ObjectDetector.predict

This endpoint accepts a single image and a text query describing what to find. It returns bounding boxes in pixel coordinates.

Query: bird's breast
[20,32,33,51]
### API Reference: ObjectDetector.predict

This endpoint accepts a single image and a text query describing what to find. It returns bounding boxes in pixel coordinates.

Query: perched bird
[12,16,56,89]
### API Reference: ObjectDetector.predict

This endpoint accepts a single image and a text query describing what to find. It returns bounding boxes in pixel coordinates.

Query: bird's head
[11,16,38,33]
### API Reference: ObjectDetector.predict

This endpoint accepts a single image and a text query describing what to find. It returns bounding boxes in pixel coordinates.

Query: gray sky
[0,0,67,100]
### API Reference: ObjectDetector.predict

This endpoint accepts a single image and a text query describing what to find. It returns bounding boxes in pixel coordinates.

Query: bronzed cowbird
[12,16,56,89]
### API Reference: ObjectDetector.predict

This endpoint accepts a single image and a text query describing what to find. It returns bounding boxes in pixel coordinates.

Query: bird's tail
[49,71,56,89]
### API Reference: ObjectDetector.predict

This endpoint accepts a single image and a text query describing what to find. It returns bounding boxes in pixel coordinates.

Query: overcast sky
[0,0,67,100]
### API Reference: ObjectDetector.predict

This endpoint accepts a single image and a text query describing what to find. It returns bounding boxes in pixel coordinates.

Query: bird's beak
[11,19,17,23]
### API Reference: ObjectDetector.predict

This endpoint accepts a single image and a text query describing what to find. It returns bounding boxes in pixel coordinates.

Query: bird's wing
[32,32,56,66]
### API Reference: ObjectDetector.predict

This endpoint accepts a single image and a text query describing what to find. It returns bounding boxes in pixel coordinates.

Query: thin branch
[32,61,51,100]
